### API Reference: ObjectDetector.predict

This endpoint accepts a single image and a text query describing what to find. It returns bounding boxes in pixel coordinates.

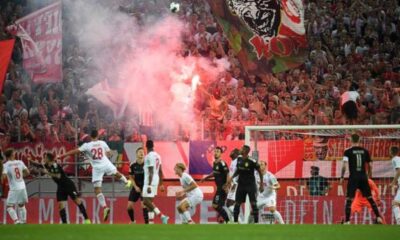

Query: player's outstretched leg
[269,208,284,224]
[143,197,169,224]
[114,172,131,188]
[94,185,110,222]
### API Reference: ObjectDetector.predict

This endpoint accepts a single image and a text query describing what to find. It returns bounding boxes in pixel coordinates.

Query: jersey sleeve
[394,158,400,169]
[78,143,88,153]
[342,150,349,162]
[1,163,6,174]
[270,174,278,185]
[145,155,155,167]
[183,173,194,185]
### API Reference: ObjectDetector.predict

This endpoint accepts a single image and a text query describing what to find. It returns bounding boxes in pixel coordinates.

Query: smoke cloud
[62,0,228,139]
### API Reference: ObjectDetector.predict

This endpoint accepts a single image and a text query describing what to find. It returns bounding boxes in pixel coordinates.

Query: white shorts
[257,195,276,209]
[92,163,117,184]
[7,189,28,205]
[186,193,203,208]
[142,185,158,198]
[227,183,238,201]
[394,187,400,203]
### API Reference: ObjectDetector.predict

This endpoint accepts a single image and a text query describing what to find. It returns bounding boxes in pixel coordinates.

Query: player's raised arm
[200,172,214,182]
[58,148,82,159]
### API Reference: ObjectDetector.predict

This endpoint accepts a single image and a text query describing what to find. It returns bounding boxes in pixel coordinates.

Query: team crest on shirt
[245,162,249,167]
[216,166,219,170]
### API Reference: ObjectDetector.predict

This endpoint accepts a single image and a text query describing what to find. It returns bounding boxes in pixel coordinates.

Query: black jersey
[343,146,371,178]
[213,160,229,190]
[236,156,260,186]
[129,162,144,187]
[45,163,74,187]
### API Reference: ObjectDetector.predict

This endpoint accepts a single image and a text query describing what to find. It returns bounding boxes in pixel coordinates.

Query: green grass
[0,224,399,240]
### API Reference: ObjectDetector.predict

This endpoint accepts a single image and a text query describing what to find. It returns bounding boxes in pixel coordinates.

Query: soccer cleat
[188,220,195,224]
[83,219,91,224]
[130,220,136,224]
[342,221,350,225]
[161,215,169,224]
[125,180,133,189]
[103,207,111,222]
[375,217,383,224]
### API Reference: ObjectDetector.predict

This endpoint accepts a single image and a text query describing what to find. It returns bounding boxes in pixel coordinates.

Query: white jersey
[79,140,112,168]
[392,156,400,185]
[144,151,161,186]
[229,158,238,183]
[180,172,202,197]
[257,171,278,198]
[341,91,360,105]
[2,160,27,190]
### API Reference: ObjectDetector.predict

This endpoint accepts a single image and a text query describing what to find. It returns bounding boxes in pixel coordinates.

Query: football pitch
[1,225,399,240]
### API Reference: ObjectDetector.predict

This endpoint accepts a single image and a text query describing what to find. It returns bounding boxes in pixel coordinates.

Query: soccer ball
[170,2,180,13]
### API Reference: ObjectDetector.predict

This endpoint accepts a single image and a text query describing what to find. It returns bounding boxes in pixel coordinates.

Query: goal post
[244,124,400,224]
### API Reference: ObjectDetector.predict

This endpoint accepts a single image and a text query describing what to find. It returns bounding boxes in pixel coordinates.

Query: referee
[31,153,91,224]
[228,145,263,223]
[340,134,383,224]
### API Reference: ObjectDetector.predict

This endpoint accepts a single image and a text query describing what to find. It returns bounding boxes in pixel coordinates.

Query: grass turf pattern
[0,224,399,240]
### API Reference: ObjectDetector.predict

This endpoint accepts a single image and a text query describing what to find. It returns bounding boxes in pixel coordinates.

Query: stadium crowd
[0,0,400,145]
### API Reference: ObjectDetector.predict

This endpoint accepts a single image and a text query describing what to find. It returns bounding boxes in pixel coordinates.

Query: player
[200,147,230,223]
[1,148,29,224]
[351,178,385,223]
[390,146,400,224]
[142,140,169,224]
[127,147,149,224]
[226,148,240,219]
[30,153,91,224]
[59,129,131,222]
[256,161,284,224]
[175,163,204,224]
[340,134,383,224]
[227,145,263,223]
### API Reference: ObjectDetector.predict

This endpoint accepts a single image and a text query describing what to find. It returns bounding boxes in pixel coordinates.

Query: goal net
[244,125,400,224]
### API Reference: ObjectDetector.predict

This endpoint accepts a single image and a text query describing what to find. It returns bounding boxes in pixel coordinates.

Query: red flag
[0,39,15,93]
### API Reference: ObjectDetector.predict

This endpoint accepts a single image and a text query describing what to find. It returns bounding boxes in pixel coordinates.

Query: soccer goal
[244,125,400,224]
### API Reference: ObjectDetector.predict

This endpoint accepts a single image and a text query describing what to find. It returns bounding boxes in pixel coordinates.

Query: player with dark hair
[127,147,149,224]
[227,145,263,223]
[201,146,230,223]
[30,153,90,224]
[142,140,169,224]
[340,134,383,224]
[59,129,131,222]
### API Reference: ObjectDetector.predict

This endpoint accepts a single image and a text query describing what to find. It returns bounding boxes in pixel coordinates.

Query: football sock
[251,204,259,223]
[216,206,229,222]
[180,213,187,223]
[154,207,161,215]
[127,208,134,222]
[96,193,107,208]
[273,211,284,224]
[143,208,149,224]
[183,211,192,222]
[7,207,18,222]
[366,197,380,218]
[233,204,240,222]
[78,203,89,219]
[393,205,400,224]
[18,206,27,223]
[345,199,352,222]
[60,208,67,224]
[149,211,155,224]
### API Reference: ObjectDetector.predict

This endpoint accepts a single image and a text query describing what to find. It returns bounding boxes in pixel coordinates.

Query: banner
[208,0,307,73]
[11,1,62,83]
[0,39,15,92]
[1,180,397,224]
[9,141,76,174]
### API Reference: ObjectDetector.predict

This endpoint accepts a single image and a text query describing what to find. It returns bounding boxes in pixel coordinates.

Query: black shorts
[346,175,372,199]
[342,101,358,120]
[235,183,257,204]
[57,184,80,202]
[128,187,143,202]
[212,190,227,207]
